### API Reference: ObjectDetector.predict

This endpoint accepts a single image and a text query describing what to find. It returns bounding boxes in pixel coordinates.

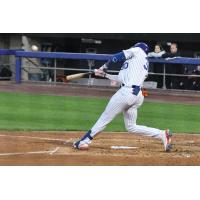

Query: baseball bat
[65,68,106,81]
[66,72,93,81]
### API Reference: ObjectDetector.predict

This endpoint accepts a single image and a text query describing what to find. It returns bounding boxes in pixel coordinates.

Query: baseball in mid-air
[31,45,39,51]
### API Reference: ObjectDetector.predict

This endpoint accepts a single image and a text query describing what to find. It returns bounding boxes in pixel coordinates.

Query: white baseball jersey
[105,47,149,86]
[118,47,149,86]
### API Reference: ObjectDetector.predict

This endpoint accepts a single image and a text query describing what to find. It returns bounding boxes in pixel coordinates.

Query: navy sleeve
[106,51,126,67]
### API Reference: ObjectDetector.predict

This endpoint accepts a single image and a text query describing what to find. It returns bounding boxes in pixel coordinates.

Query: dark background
[24,33,200,55]
[22,33,200,71]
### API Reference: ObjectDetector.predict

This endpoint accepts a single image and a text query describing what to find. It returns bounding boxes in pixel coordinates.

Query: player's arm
[105,74,121,82]
[100,47,140,70]
[94,69,121,82]
[100,51,127,71]
[95,47,140,81]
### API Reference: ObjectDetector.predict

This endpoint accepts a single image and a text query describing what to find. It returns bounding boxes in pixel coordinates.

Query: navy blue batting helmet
[134,42,149,53]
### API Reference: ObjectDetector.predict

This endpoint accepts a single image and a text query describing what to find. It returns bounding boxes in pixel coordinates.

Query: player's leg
[123,95,172,151]
[124,106,162,138]
[73,90,127,149]
[90,93,127,136]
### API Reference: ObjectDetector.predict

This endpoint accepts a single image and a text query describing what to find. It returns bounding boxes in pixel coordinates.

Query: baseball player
[73,42,172,151]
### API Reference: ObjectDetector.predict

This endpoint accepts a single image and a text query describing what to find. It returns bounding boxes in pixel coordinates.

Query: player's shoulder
[129,47,146,55]
[123,47,147,60]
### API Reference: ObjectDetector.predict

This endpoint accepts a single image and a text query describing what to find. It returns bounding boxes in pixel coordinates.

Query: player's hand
[94,69,106,77]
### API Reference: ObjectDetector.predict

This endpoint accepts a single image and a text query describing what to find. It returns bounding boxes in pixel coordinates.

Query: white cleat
[162,129,173,152]
[73,130,93,150]
[73,140,89,150]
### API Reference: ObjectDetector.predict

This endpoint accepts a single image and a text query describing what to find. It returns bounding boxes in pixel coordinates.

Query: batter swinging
[73,42,172,151]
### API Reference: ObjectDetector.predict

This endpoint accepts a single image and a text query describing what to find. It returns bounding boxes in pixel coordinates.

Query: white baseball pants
[89,87,164,139]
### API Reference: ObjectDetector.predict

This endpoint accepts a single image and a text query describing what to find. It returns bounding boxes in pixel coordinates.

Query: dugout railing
[0,49,200,90]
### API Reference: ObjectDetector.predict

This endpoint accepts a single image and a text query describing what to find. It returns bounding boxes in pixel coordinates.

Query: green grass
[0,92,199,133]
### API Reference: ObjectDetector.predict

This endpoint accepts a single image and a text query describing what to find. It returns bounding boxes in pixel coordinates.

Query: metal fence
[0,49,200,90]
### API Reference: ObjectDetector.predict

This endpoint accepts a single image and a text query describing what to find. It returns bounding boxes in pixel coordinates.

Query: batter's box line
[0,134,73,144]
[0,147,60,157]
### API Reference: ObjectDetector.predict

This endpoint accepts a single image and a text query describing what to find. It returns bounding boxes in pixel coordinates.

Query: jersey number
[143,60,149,71]
[121,62,128,70]
[121,61,149,71]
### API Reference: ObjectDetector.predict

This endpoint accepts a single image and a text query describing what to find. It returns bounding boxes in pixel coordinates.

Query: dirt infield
[0,131,199,166]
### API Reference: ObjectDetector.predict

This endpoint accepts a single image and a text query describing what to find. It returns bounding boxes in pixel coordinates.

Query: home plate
[111,146,139,150]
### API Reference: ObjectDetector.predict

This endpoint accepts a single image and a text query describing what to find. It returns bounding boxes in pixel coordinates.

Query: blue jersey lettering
[121,62,129,70]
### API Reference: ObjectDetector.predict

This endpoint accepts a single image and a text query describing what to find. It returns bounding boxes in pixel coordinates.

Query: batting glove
[94,69,106,77]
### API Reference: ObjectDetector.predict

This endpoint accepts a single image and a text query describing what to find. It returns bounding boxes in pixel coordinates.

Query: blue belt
[121,84,141,95]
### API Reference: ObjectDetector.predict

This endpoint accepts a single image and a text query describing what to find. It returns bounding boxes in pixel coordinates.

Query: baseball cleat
[73,130,93,150]
[162,129,173,152]
[73,140,89,150]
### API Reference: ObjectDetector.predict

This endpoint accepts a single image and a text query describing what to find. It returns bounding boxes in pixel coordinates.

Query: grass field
[0,92,199,133]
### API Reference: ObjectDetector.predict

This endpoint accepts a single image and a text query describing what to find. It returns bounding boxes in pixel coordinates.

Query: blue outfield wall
[0,49,23,55]
[15,51,112,61]
[1,48,200,64]
[15,51,200,65]
[1,49,200,83]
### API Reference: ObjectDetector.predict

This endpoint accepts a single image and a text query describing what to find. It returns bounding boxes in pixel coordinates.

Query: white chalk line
[49,147,60,155]
[0,147,60,157]
[0,134,72,143]
[0,134,72,156]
